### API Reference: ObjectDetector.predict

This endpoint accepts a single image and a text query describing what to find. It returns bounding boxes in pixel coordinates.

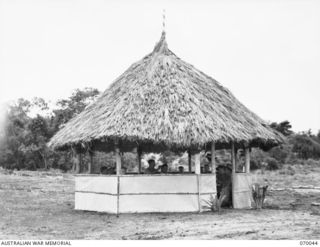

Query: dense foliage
[0,88,100,171]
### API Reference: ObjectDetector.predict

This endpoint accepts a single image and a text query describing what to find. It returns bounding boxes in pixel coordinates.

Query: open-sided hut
[49,31,284,213]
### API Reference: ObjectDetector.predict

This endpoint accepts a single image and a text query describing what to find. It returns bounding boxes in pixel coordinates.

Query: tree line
[0,88,319,172]
[0,88,100,171]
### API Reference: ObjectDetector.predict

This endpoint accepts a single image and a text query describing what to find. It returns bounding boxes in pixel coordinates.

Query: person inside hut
[145,159,158,174]
[160,163,168,173]
[100,165,116,175]
[178,166,184,173]
[204,164,211,173]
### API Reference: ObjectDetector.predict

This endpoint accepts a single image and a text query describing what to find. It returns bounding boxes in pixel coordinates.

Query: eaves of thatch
[48,32,284,153]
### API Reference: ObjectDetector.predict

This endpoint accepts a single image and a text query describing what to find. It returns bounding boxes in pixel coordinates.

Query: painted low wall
[75,174,216,213]
[232,173,253,209]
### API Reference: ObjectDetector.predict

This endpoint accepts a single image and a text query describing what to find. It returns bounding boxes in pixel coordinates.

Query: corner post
[245,146,250,173]
[231,142,237,208]
[211,142,216,174]
[194,152,201,212]
[115,144,121,215]
[231,142,236,174]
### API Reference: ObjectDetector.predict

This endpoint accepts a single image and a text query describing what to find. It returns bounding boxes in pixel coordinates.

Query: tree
[24,115,52,169]
[316,130,320,143]
[0,99,31,169]
[50,88,100,172]
[291,134,320,160]
[270,120,293,136]
[51,87,100,132]
[0,88,101,171]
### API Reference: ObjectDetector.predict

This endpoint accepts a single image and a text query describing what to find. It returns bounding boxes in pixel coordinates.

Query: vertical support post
[88,150,93,174]
[245,147,250,173]
[188,151,192,173]
[196,173,201,212]
[77,152,82,174]
[211,142,216,174]
[195,153,201,175]
[115,146,121,175]
[231,142,236,209]
[117,175,120,215]
[231,142,236,174]
[137,147,142,174]
[115,144,121,215]
[194,152,201,212]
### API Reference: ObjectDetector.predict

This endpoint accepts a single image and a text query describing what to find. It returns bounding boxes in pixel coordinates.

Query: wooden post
[137,147,142,174]
[245,147,250,173]
[88,151,94,174]
[231,143,236,174]
[188,151,192,173]
[194,152,202,212]
[211,142,216,174]
[115,146,121,175]
[231,142,236,209]
[194,153,201,174]
[117,175,120,215]
[76,152,82,174]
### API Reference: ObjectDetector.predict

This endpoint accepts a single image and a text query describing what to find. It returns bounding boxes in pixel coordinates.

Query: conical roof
[49,32,283,152]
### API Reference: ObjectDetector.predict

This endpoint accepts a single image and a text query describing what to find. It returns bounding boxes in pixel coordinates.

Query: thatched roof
[49,31,284,153]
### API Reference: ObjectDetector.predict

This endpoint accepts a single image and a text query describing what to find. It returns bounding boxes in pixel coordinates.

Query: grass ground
[0,165,320,240]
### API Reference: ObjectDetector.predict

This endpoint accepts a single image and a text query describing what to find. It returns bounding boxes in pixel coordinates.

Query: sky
[0,0,319,133]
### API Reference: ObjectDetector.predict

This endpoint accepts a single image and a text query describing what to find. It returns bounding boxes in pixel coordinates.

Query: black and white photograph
[0,0,320,243]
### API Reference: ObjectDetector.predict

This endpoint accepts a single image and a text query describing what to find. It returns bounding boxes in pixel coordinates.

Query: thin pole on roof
[162,9,166,33]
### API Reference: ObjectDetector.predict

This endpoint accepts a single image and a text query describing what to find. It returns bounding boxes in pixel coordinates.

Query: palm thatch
[48,31,284,153]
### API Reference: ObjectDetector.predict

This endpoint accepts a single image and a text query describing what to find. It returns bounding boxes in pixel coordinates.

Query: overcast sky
[0,0,319,133]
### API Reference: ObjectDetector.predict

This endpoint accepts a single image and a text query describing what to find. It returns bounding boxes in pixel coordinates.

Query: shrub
[250,160,259,170]
[268,144,291,164]
[251,148,269,169]
[265,157,280,170]
[291,134,320,160]
[279,166,295,175]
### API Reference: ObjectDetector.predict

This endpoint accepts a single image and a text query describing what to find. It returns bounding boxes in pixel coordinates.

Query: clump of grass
[252,183,268,209]
[279,165,295,176]
[203,186,228,212]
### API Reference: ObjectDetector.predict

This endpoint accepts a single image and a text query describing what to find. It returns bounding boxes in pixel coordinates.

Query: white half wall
[75,192,117,213]
[232,173,252,209]
[75,174,217,213]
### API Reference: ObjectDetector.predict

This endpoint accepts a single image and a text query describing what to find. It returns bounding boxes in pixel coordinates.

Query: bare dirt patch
[0,168,320,239]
